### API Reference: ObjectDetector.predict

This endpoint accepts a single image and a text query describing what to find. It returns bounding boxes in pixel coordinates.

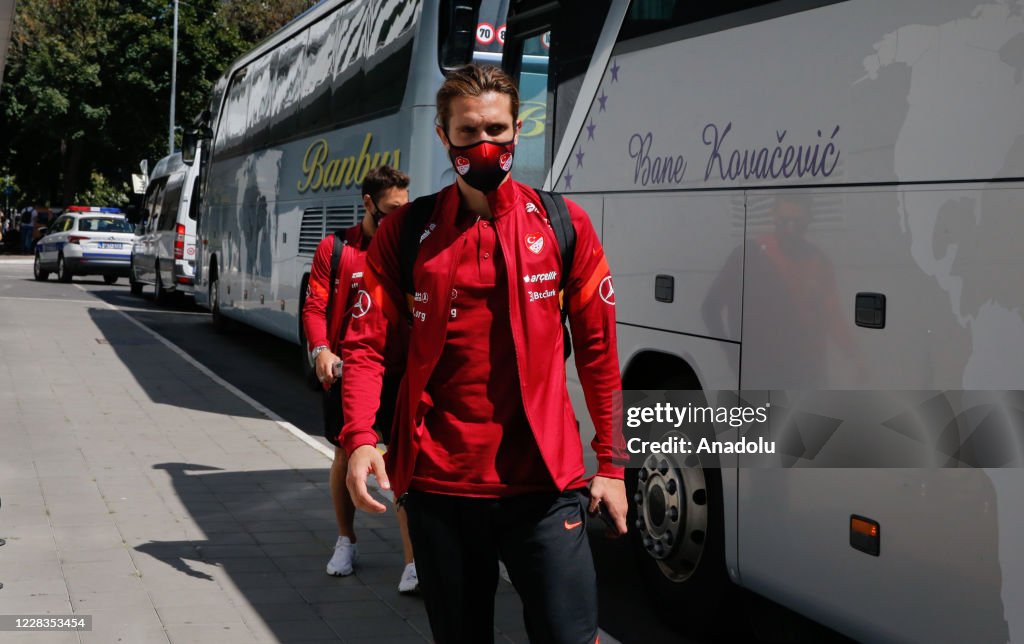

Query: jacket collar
[448,177,521,224]
[487,176,521,220]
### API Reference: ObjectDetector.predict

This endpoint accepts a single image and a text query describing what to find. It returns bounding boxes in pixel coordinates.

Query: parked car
[33,207,134,283]
[130,152,199,302]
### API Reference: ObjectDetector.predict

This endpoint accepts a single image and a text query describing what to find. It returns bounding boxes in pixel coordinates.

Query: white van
[130,152,199,301]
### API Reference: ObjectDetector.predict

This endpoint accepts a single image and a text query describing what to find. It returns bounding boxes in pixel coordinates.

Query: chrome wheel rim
[635,431,709,582]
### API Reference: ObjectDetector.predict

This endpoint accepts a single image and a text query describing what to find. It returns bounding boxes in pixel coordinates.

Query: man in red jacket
[302,165,418,592]
[342,64,628,643]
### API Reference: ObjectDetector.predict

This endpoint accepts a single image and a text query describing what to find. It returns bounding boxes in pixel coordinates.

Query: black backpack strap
[398,194,438,317]
[325,231,346,326]
[535,190,576,360]
[535,190,576,313]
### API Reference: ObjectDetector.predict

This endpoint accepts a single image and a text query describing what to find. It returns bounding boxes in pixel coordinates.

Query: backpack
[398,190,577,359]
[325,230,348,326]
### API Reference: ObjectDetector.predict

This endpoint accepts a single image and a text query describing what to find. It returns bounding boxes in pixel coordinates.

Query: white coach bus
[190,0,541,375]
[502,1,1023,642]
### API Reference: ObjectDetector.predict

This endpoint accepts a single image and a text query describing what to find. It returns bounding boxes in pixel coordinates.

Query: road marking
[73,284,394,504]
[0,295,100,304]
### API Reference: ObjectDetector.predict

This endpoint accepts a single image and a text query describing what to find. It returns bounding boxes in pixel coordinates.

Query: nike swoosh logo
[564,520,583,530]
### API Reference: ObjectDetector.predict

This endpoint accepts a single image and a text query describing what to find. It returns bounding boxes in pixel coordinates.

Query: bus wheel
[210,265,229,332]
[297,273,320,390]
[627,417,730,634]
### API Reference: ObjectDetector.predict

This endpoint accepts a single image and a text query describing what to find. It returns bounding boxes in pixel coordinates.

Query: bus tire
[297,273,320,391]
[209,261,229,332]
[626,379,731,636]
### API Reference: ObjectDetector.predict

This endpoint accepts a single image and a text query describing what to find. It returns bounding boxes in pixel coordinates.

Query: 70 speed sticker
[476,22,495,45]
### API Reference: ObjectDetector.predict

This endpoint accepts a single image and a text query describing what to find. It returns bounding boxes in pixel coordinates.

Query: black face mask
[445,137,516,193]
[370,199,385,226]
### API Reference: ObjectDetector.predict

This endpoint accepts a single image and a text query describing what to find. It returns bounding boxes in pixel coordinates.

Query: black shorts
[322,374,401,448]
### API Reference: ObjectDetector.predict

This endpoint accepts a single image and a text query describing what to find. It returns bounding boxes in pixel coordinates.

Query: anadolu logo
[525,232,545,254]
[455,156,471,175]
[499,152,513,171]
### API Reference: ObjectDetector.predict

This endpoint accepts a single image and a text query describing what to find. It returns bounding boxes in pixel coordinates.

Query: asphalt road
[1,257,851,644]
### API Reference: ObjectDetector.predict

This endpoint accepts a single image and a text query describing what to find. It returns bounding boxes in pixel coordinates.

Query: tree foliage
[75,170,129,207]
[220,0,319,45]
[0,0,312,206]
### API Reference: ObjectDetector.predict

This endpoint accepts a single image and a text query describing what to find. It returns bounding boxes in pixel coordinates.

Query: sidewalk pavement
[0,283,536,642]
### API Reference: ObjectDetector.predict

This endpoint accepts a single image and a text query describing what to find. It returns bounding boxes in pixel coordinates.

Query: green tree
[0,0,308,206]
[75,170,129,207]
[220,0,319,44]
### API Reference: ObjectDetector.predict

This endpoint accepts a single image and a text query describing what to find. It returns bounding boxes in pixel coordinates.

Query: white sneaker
[398,561,419,594]
[326,536,357,576]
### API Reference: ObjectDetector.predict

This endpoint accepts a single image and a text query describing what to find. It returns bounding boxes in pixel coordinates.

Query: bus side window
[215,67,250,160]
[362,0,419,119]
[245,53,274,152]
[271,35,306,144]
[297,11,337,133]
[616,0,776,43]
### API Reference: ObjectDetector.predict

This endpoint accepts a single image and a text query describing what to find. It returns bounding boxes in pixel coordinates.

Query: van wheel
[57,254,72,283]
[33,253,49,281]
[129,259,143,295]
[297,273,320,390]
[154,262,169,305]
[103,275,118,285]
[626,380,731,636]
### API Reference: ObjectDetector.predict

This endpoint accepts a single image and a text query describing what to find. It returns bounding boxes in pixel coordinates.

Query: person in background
[301,165,418,593]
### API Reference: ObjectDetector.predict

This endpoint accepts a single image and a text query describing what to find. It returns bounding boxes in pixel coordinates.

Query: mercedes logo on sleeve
[599,276,615,305]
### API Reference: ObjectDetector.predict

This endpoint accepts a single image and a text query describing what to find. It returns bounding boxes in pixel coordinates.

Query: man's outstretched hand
[346,444,390,513]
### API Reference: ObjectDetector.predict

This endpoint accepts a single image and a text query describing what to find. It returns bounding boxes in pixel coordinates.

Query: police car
[33,207,135,284]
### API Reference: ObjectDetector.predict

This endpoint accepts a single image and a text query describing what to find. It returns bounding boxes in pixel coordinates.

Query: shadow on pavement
[139,462,756,644]
[86,307,266,420]
[136,463,450,642]
[85,291,324,435]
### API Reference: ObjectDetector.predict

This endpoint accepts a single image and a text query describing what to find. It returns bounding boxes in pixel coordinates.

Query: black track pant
[404,490,599,644]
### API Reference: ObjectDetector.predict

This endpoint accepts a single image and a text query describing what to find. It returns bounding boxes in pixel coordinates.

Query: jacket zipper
[492,213,557,481]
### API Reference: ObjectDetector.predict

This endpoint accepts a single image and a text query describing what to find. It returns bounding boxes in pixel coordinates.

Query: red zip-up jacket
[302,225,368,383]
[341,179,627,497]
